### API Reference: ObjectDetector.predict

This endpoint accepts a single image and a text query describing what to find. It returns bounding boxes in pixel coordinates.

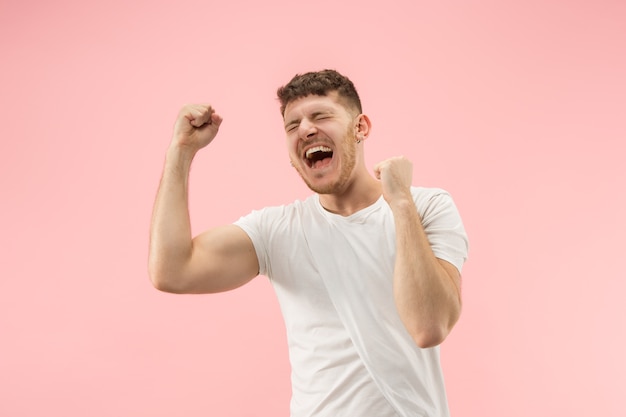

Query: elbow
[148,264,185,294]
[411,326,448,349]
[150,274,174,293]
[409,313,460,349]
[149,271,172,293]
[150,275,186,294]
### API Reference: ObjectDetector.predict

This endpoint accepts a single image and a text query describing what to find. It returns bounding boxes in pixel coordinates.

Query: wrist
[167,141,198,161]
[387,193,418,215]
[386,190,413,208]
[164,143,198,174]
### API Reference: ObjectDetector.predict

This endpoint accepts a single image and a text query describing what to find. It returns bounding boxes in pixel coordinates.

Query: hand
[373,156,413,205]
[171,104,223,153]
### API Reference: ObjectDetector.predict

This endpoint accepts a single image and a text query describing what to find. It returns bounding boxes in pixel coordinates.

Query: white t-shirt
[235,187,468,417]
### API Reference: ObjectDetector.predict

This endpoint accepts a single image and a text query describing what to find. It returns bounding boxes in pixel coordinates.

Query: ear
[354,114,372,141]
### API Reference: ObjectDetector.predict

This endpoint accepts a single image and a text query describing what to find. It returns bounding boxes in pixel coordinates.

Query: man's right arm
[148,104,259,294]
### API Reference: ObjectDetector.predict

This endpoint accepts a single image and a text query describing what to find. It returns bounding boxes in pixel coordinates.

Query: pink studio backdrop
[1,1,624,416]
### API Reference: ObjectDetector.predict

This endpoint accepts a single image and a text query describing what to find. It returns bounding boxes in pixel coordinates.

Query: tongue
[312,157,332,169]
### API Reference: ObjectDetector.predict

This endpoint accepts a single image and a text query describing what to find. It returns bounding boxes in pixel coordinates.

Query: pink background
[1,1,625,416]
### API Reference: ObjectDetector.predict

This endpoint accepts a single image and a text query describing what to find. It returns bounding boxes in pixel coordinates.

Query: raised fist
[171,104,223,152]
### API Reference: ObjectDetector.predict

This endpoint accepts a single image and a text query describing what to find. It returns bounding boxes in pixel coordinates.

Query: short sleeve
[234,209,270,277]
[414,188,469,273]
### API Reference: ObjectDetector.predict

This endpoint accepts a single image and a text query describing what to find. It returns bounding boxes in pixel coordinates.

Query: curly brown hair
[277,69,362,117]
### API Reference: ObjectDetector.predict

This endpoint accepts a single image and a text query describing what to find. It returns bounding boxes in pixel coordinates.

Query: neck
[318,174,382,217]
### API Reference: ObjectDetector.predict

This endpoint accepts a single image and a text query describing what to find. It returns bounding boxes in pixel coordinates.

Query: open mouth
[304,145,333,169]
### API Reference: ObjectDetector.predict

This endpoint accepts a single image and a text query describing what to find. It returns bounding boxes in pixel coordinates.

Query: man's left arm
[374,156,462,349]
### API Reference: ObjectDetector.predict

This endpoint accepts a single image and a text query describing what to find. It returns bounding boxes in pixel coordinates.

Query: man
[149,69,468,417]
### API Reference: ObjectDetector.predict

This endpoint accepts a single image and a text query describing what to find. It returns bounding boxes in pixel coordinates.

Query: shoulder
[410,186,465,229]
[411,186,469,270]
[410,186,450,200]
[410,186,453,210]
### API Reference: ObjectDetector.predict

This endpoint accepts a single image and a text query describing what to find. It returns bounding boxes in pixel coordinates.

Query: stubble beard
[293,128,357,195]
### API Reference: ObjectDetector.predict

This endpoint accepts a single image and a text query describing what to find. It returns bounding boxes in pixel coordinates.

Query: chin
[294,159,353,195]
[305,177,348,195]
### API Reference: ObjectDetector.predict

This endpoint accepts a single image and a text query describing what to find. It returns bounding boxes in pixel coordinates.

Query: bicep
[181,225,259,294]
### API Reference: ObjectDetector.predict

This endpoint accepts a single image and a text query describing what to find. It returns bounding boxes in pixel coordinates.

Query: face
[283,92,360,195]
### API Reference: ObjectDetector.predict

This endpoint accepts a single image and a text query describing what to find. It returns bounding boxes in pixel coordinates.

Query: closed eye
[313,112,332,121]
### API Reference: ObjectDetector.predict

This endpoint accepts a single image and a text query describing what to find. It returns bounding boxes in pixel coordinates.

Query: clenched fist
[171,104,223,153]
[373,156,414,205]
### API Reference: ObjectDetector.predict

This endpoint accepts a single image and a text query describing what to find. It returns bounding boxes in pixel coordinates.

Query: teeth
[305,146,332,158]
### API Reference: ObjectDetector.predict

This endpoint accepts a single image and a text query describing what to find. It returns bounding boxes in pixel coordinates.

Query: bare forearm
[148,145,197,287]
[391,198,461,348]
[148,104,258,294]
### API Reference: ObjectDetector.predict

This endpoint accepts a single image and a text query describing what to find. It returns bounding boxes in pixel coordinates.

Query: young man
[149,70,468,417]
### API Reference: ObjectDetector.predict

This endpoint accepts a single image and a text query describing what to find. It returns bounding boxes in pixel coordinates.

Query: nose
[298,118,317,140]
